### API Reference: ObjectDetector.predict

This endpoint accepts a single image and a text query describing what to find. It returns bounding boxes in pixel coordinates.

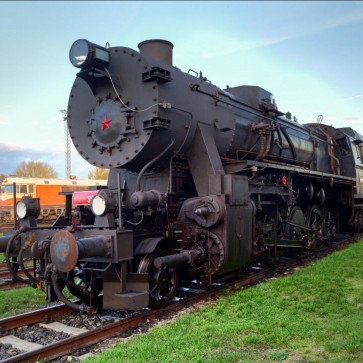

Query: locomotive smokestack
[138,39,173,66]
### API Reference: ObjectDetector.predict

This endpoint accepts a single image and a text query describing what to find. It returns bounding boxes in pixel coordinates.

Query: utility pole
[60,109,71,179]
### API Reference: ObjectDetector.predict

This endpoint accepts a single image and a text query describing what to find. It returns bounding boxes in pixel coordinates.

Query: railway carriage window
[355,143,363,160]
[19,185,27,193]
[2,185,14,193]
[29,184,34,193]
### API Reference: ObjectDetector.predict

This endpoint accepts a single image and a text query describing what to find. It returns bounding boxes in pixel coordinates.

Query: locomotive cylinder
[50,231,110,272]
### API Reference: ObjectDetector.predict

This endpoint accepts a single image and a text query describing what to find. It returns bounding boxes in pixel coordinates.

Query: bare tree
[88,167,109,180]
[0,174,7,182]
[13,161,58,178]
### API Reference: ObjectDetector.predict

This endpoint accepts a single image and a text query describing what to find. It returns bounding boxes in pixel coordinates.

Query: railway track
[0,236,357,362]
[0,267,34,291]
[0,224,15,234]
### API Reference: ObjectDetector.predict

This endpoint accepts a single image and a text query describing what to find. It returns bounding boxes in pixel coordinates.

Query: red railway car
[0,177,107,222]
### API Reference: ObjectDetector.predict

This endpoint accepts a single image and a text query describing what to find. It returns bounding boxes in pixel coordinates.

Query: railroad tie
[38,322,89,335]
[0,335,43,352]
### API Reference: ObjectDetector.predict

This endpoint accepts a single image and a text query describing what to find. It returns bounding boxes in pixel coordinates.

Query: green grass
[0,287,49,318]
[86,240,363,363]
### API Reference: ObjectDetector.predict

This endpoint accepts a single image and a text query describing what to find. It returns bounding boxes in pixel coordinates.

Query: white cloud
[0,115,8,125]
[341,94,363,101]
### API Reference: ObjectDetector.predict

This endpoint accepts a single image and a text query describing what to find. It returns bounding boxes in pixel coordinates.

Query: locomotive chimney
[138,39,173,66]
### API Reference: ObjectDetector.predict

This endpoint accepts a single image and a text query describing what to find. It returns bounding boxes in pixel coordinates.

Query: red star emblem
[101,116,112,130]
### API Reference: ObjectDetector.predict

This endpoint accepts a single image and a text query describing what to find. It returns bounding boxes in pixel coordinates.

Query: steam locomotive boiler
[1,39,363,311]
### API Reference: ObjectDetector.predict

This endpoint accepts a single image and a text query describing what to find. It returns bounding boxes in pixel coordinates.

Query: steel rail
[0,304,75,331]
[0,236,358,362]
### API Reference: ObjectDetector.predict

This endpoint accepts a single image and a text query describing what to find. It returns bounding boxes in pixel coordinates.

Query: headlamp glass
[91,195,107,216]
[69,39,110,69]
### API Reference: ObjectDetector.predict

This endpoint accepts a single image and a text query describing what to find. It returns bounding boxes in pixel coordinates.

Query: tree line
[0,161,109,182]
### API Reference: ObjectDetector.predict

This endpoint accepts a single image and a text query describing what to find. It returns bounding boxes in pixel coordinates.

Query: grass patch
[0,287,49,318]
[86,239,363,363]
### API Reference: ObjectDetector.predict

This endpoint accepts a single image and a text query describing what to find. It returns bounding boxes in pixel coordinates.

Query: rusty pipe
[255,134,266,161]
[52,266,93,312]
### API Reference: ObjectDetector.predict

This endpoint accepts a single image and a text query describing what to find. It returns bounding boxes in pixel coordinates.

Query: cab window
[355,143,363,160]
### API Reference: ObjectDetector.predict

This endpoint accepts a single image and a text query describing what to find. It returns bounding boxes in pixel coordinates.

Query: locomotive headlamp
[91,195,107,216]
[91,191,117,216]
[16,196,40,220]
[69,39,110,69]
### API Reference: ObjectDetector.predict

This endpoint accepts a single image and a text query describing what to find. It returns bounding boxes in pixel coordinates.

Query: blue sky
[1,1,362,179]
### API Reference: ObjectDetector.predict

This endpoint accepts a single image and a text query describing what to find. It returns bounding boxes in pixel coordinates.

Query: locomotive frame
[1,39,362,312]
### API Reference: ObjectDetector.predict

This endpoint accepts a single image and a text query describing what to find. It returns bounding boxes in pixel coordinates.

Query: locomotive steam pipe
[52,266,93,312]
[153,252,190,269]
[135,139,175,192]
[50,231,110,273]
[153,250,200,269]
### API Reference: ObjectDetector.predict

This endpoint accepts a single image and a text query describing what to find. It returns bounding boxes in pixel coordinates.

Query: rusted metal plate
[50,230,78,272]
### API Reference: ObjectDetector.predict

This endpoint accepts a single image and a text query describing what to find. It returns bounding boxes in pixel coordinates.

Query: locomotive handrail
[135,139,175,192]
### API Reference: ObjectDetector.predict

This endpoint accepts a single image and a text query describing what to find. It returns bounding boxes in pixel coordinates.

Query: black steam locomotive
[1,39,363,311]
